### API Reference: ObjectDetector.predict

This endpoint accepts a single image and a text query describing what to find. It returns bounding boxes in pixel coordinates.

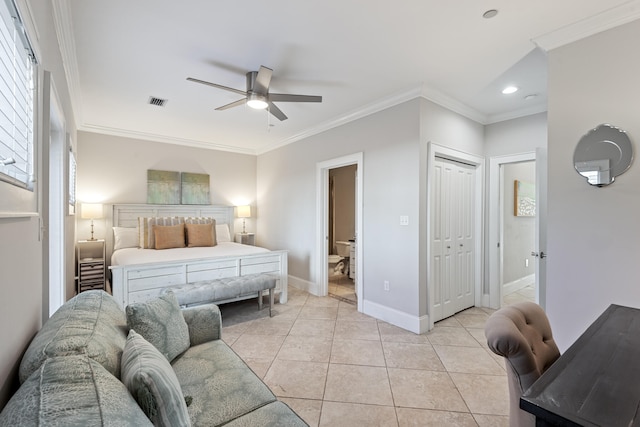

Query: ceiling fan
[187,65,322,121]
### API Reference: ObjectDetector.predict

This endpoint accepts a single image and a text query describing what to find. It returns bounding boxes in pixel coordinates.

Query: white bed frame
[107,204,288,309]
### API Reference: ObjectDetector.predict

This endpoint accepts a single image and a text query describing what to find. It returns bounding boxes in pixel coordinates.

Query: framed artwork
[181,172,210,205]
[147,170,181,204]
[514,180,535,217]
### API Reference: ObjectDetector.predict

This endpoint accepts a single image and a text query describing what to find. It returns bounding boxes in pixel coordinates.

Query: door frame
[488,152,536,309]
[426,142,484,329]
[316,152,363,312]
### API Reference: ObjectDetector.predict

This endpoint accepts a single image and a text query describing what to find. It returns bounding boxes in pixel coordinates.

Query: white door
[534,147,547,308]
[431,158,476,322]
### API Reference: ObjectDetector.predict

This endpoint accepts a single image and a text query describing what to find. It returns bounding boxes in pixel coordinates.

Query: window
[0,0,35,189]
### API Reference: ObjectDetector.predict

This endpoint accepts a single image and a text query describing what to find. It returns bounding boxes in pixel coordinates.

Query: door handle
[531,251,547,259]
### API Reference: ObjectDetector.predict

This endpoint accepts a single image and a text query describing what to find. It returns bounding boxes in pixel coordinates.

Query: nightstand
[77,239,106,293]
[235,232,255,246]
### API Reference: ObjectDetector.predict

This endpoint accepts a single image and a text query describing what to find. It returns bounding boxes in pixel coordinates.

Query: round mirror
[573,124,633,186]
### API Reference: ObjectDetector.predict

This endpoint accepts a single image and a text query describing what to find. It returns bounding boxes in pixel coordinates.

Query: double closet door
[431,157,476,322]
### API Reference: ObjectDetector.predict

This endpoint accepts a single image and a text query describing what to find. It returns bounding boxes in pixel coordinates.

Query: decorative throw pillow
[113,227,139,250]
[125,292,190,362]
[185,222,217,247]
[154,223,186,250]
[215,223,231,243]
[138,217,184,249]
[121,330,191,427]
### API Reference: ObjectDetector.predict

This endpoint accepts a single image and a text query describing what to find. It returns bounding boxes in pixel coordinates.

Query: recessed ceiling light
[502,86,519,95]
[524,94,539,101]
[483,9,498,19]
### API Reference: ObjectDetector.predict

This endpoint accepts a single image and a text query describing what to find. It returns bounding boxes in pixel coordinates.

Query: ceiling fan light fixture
[247,93,268,110]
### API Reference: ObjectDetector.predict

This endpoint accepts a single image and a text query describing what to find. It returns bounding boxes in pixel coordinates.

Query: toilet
[328,241,351,277]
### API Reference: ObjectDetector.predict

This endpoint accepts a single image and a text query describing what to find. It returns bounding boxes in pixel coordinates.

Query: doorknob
[531,251,547,259]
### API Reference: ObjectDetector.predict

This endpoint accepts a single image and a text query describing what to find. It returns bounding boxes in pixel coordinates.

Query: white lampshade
[81,203,103,219]
[237,205,251,218]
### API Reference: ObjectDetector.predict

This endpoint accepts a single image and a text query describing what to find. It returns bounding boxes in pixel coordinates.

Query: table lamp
[237,205,251,234]
[81,203,103,241]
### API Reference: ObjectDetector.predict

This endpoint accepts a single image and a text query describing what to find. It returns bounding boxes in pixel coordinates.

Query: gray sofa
[0,290,307,426]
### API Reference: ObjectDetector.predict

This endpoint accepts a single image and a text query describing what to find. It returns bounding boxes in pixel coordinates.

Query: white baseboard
[503,274,535,296]
[288,275,322,296]
[363,299,429,334]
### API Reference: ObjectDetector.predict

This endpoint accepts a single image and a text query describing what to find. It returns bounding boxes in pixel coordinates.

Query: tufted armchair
[484,302,560,427]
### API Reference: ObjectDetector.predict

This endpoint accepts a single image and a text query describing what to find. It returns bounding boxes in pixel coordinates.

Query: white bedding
[111,242,270,266]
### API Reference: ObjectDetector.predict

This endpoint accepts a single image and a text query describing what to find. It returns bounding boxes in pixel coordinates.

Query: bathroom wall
[329,164,356,253]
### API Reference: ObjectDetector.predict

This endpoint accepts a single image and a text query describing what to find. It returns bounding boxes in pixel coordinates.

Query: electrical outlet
[400,216,409,226]
[384,280,390,291]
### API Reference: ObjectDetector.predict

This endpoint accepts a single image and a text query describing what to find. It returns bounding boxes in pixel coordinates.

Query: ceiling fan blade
[215,98,246,111]
[269,93,322,103]
[253,66,273,94]
[267,102,287,121]
[187,77,247,96]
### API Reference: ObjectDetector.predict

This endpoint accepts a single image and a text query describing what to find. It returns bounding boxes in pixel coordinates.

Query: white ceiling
[56,0,640,155]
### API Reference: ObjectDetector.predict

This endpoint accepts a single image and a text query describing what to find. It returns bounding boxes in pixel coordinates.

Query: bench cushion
[168,274,276,307]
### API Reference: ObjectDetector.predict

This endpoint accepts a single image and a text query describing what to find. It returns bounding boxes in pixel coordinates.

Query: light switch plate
[400,215,409,226]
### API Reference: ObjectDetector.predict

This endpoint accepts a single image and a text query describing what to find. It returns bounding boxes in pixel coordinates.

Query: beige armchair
[484,302,560,427]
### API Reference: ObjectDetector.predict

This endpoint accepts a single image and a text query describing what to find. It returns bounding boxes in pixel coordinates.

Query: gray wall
[546,19,640,351]
[0,0,78,409]
[502,162,535,285]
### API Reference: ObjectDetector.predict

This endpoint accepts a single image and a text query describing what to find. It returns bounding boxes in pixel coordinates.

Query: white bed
[107,204,288,309]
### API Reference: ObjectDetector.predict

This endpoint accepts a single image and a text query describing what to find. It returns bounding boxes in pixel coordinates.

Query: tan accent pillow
[139,217,184,249]
[154,224,185,250]
[185,222,217,247]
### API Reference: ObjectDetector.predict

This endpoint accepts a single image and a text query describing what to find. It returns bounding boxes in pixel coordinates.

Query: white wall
[546,19,640,351]
[76,132,257,239]
[484,113,547,158]
[0,0,77,409]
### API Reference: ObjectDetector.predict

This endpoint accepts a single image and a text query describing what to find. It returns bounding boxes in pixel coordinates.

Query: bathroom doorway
[316,152,363,312]
[328,165,357,304]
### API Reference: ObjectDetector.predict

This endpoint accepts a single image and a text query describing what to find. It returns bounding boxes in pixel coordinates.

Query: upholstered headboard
[106,204,235,266]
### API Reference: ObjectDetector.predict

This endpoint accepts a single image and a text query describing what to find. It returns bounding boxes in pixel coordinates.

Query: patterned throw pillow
[121,330,191,427]
[185,222,217,247]
[125,292,190,362]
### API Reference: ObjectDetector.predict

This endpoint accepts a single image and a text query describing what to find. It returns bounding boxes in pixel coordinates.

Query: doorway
[316,153,363,312]
[328,165,357,304]
[500,161,536,306]
[488,151,545,310]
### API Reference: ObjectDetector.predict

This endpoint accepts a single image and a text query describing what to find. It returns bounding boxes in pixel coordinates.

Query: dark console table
[520,304,640,427]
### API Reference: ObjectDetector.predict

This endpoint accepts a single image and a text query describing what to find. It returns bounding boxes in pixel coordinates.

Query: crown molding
[485,104,548,125]
[533,0,640,51]
[79,123,256,155]
[258,85,424,154]
[52,0,83,127]
[419,85,488,124]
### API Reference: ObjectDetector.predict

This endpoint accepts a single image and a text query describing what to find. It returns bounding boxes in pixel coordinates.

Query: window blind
[0,0,35,189]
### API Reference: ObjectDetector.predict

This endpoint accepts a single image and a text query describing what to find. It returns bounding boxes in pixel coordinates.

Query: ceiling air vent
[148,96,167,107]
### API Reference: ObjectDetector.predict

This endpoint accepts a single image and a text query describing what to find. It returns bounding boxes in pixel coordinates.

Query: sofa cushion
[0,354,152,426]
[171,339,277,426]
[126,292,190,362]
[19,290,128,384]
[121,330,191,427]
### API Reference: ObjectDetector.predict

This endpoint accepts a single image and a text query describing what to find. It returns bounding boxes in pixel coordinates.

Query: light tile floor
[219,287,520,426]
[328,275,357,304]
[502,284,535,306]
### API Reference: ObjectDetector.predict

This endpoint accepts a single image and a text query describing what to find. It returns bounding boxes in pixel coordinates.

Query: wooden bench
[163,273,277,316]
